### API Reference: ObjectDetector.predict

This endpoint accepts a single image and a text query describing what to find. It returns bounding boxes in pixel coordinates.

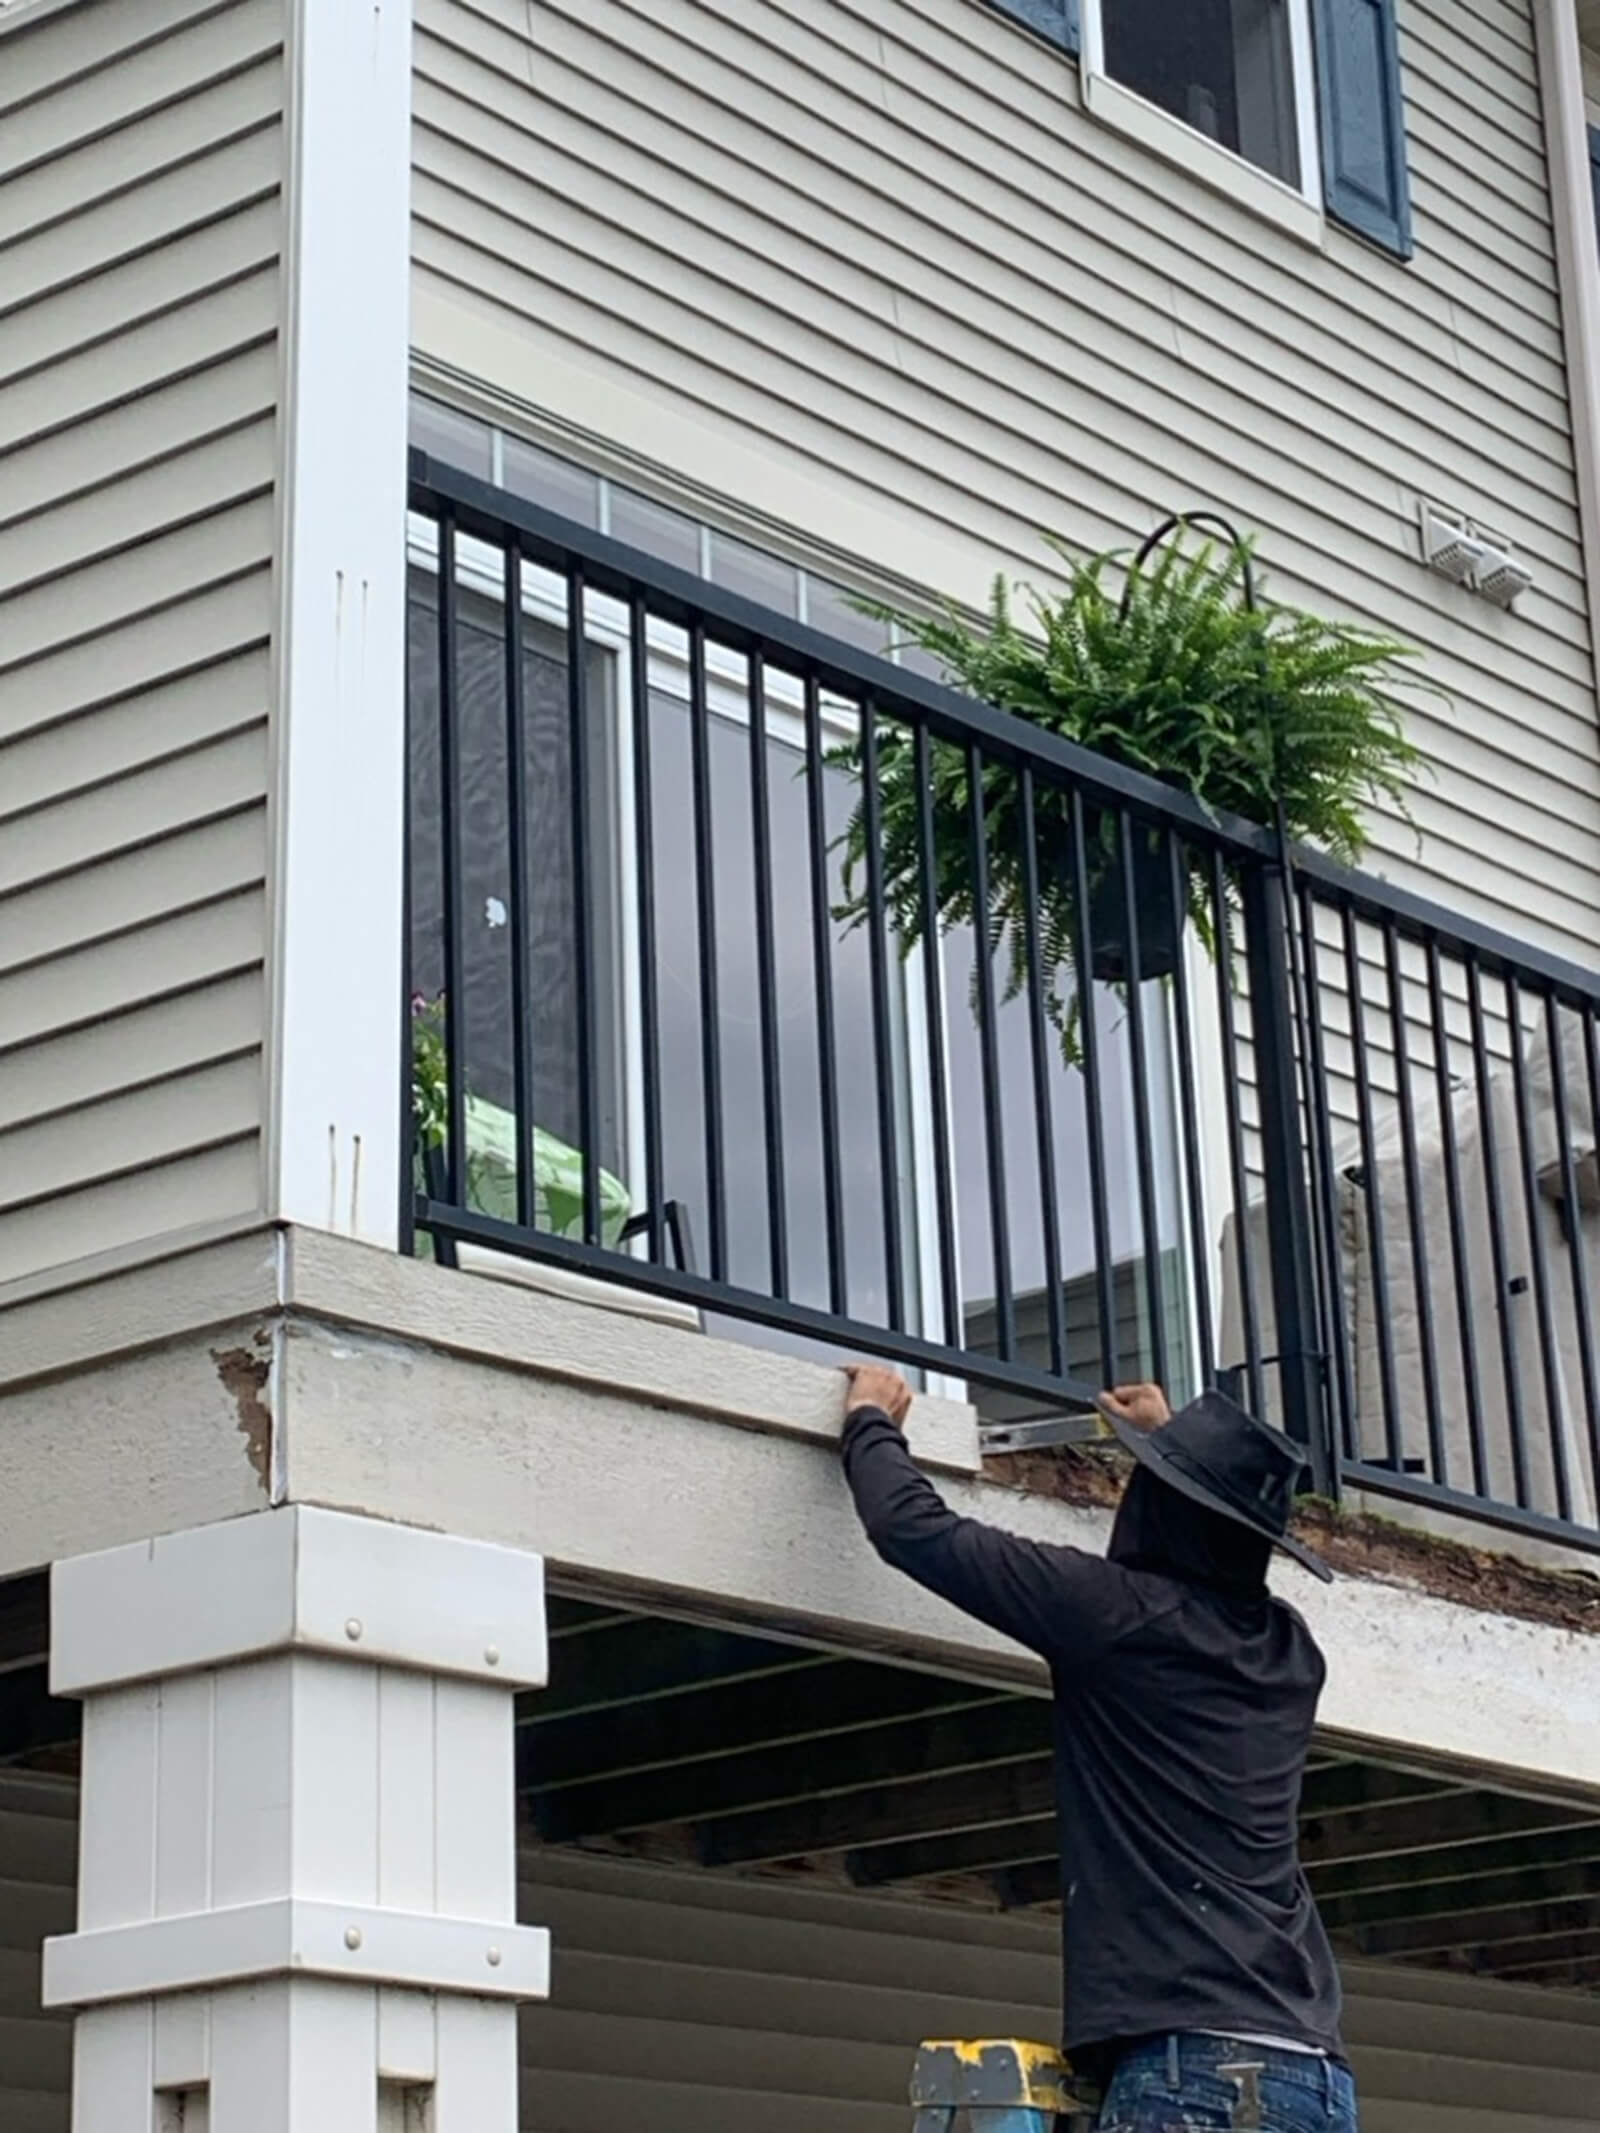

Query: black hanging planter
[1083,818,1184,985]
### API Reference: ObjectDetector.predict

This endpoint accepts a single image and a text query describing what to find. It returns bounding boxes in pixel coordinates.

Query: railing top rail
[1294,844,1600,1008]
[412,452,1600,1008]
[410,452,1278,863]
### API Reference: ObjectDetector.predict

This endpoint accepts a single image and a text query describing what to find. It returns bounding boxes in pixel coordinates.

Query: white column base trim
[45,1901,551,2011]
[53,1505,547,2133]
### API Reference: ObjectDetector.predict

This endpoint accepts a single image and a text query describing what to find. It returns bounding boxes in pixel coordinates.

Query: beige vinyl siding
[2,1773,1597,2132]
[0,0,283,1287]
[411,0,1600,969]
[520,1849,1600,2133]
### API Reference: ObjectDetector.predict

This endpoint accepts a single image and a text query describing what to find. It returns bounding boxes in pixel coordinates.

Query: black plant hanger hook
[1119,509,1258,621]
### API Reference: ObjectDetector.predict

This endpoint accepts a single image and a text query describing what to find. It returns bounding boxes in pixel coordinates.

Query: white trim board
[267,0,414,1249]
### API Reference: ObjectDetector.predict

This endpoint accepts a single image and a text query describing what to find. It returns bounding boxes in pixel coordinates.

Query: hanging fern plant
[833,523,1425,1066]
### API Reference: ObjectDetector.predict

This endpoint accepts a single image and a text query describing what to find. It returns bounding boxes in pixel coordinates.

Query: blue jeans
[1095,2034,1360,2132]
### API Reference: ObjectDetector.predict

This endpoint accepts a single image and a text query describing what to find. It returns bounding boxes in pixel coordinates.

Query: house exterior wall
[410,0,1600,969]
[0,0,285,1287]
[5,1771,1600,2133]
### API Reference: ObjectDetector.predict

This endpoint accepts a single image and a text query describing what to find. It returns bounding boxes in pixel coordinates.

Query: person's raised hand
[844,1362,914,1429]
[1099,1382,1171,1432]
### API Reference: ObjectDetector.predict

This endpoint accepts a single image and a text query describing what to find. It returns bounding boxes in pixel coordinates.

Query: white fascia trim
[266,0,413,1248]
[1082,72,1325,249]
[50,1504,548,1697]
[43,1901,551,2011]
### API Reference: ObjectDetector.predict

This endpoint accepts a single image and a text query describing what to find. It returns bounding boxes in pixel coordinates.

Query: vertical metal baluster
[1342,906,1401,1472]
[747,650,789,1299]
[503,542,534,1230]
[438,513,467,1219]
[968,743,1013,1361]
[1384,924,1447,1487]
[1467,958,1527,1507]
[861,700,906,1332]
[568,566,600,1248]
[914,722,960,1347]
[1426,940,1487,1496]
[1583,1004,1600,1504]
[1120,813,1168,1389]
[1296,885,1355,1459]
[805,676,847,1315]
[1506,977,1571,1522]
[1210,851,1262,1418]
[630,596,665,1263]
[1019,768,1066,1378]
[1167,834,1214,1391]
[1072,792,1119,1385]
[1545,994,1600,1505]
[399,546,417,1259]
[687,618,726,1281]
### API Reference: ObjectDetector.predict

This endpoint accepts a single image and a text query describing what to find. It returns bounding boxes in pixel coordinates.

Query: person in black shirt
[840,1363,1359,2133]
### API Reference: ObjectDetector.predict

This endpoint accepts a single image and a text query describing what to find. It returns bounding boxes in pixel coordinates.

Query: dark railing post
[1242,860,1337,1501]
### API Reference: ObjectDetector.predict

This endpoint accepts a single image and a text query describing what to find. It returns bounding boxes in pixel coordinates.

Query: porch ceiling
[4,1574,1597,1996]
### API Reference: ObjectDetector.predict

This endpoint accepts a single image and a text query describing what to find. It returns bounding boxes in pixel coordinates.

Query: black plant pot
[1085,827,1184,984]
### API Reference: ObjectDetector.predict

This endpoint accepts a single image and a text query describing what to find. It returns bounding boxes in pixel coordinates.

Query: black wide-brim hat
[1095,1388,1333,1583]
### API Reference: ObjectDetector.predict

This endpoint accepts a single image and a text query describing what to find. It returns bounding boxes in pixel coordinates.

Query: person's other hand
[1099,1383,1171,1431]
[845,1363,914,1428]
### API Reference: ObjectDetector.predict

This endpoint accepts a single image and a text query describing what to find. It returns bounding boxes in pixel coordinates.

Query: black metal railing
[405,451,1600,1552]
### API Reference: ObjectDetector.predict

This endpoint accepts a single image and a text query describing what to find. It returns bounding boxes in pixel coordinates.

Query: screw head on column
[345,1927,364,1951]
[485,1645,501,1667]
[345,1619,363,1642]
[487,1946,503,1967]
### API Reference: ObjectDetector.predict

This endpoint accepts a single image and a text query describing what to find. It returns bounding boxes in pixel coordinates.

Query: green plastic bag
[417,1096,631,1256]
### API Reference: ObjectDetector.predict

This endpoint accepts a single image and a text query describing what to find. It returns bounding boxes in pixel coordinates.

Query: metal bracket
[977,1414,1107,1457]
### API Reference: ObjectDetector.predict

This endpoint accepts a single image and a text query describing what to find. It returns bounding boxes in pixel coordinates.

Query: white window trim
[1080,0,1324,248]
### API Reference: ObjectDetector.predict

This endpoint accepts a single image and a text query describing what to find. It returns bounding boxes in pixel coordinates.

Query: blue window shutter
[1310,0,1413,258]
[982,0,1079,56]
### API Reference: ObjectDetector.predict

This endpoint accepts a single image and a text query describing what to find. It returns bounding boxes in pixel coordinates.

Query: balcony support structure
[42,1506,548,2133]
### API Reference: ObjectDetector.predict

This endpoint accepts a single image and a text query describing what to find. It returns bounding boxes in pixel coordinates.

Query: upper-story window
[1095,0,1311,194]
[986,0,1413,259]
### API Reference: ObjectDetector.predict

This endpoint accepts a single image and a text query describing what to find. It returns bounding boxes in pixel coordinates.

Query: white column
[1534,0,1600,704]
[43,1508,549,2133]
[266,0,413,1247]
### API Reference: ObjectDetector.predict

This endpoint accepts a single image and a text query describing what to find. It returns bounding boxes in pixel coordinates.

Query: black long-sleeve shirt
[842,1410,1344,2071]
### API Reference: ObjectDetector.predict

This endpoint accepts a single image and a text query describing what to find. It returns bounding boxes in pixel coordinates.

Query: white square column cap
[51,1506,548,1696]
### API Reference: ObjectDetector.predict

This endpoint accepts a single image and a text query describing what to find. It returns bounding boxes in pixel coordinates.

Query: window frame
[405,512,947,1354]
[1080,0,1325,245]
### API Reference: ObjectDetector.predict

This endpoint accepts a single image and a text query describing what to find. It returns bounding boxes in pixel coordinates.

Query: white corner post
[43,1508,549,2132]
[1535,0,1600,710]
[267,0,413,1248]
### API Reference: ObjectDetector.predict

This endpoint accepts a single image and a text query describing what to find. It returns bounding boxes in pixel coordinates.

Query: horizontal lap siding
[411,0,1600,969]
[1,1779,1594,2131]
[0,0,283,1286]
[519,1851,1600,2133]
[0,1777,75,2133]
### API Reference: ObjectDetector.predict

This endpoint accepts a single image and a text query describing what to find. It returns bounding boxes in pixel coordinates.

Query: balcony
[405,452,1600,1559]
